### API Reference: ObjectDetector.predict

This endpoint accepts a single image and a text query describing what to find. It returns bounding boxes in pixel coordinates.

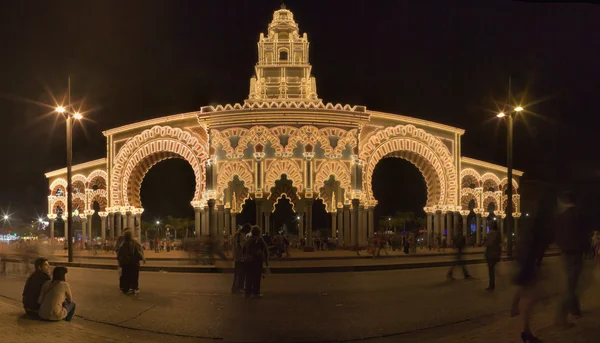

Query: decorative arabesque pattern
[265,160,303,193]
[314,160,351,194]
[217,161,254,194]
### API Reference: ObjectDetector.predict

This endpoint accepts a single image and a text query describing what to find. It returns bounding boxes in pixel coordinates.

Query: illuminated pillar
[453,211,460,243]
[446,212,453,245]
[79,214,87,244]
[426,212,433,246]
[134,210,143,240]
[64,217,68,240]
[208,199,216,237]
[108,212,115,240]
[202,206,209,236]
[475,213,482,245]
[115,212,122,237]
[194,207,201,237]
[343,204,350,247]
[230,212,237,235]
[264,212,271,236]
[48,214,56,239]
[255,199,263,227]
[217,204,224,242]
[99,212,107,241]
[514,217,519,236]
[367,207,374,240]
[305,199,313,250]
[127,211,135,237]
[85,210,94,241]
[337,208,343,243]
[462,214,468,237]
[224,208,231,237]
[434,211,441,244]
[331,212,337,239]
[298,213,304,239]
[351,199,359,247]
[359,204,366,246]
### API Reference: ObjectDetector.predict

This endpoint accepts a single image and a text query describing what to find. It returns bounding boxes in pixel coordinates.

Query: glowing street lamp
[3,215,8,220]
[495,83,525,257]
[54,78,85,263]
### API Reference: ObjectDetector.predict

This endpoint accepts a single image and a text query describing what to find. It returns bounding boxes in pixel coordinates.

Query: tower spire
[246,6,320,104]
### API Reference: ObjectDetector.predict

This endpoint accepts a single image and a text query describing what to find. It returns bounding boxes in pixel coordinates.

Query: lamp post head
[56,106,66,113]
[73,112,83,120]
[514,106,524,112]
[3,215,8,220]
[497,112,506,118]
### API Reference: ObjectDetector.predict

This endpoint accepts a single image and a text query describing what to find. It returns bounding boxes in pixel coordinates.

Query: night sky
[0,0,598,226]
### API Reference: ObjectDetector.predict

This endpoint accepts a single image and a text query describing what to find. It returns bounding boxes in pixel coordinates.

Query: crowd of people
[6,189,600,342]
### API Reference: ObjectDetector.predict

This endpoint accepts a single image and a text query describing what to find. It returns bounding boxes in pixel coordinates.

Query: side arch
[361,125,458,208]
[481,173,501,192]
[111,126,208,207]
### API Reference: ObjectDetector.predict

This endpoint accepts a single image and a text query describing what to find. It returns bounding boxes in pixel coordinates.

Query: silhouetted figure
[554,191,587,327]
[231,223,251,294]
[243,226,268,298]
[511,191,554,343]
[484,221,501,291]
[117,231,146,294]
[447,230,471,280]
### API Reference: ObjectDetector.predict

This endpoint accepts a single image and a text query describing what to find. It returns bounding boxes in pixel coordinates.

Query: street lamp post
[56,77,82,263]
[497,105,522,258]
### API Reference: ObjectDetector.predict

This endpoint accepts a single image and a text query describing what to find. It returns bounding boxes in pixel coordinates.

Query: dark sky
[0,0,598,224]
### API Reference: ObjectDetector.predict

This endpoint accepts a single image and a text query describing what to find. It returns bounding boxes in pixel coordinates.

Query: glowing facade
[44,7,522,246]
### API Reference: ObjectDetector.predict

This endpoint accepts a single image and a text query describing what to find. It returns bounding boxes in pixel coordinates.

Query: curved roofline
[369,111,465,135]
[45,158,107,178]
[461,157,523,176]
[103,111,198,136]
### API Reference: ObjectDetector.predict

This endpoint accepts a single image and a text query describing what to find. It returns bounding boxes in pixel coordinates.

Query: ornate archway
[111,126,208,208]
[361,124,458,208]
[265,159,303,193]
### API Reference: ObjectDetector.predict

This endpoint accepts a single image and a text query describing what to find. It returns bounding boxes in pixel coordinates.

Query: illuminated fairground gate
[45,6,521,247]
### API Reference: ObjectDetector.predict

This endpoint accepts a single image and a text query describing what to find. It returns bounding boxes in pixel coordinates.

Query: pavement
[1,256,599,343]
[4,246,561,273]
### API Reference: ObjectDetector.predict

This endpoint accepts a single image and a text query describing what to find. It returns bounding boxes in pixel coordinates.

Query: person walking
[554,191,587,327]
[231,223,251,294]
[117,231,146,294]
[22,257,51,318]
[37,266,76,322]
[447,231,472,280]
[484,221,501,291]
[243,226,268,299]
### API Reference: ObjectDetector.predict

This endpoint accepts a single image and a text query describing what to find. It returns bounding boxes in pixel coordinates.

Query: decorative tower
[246,4,320,104]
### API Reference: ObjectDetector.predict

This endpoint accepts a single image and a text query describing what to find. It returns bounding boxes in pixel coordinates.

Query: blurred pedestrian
[510,192,554,343]
[554,191,587,327]
[232,223,251,294]
[117,231,146,294]
[22,257,51,318]
[484,221,501,291]
[447,231,472,280]
[38,266,76,322]
[243,225,268,299]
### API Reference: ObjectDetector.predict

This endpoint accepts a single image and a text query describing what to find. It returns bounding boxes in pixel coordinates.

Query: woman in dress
[38,266,76,322]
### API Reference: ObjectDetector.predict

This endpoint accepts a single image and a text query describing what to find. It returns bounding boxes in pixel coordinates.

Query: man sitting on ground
[22,257,51,318]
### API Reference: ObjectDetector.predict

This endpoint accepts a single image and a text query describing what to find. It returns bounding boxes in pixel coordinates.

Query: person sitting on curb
[38,266,76,322]
[22,257,51,318]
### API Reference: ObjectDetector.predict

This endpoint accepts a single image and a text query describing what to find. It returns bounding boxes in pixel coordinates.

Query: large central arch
[361,124,458,209]
[111,126,208,208]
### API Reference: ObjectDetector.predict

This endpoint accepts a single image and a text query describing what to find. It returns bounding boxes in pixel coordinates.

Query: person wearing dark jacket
[554,192,587,327]
[22,257,51,317]
[243,226,268,299]
[231,223,251,294]
[485,221,502,291]
[117,231,146,294]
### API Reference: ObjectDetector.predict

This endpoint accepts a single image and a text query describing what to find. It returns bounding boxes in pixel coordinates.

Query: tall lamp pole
[497,106,522,258]
[56,77,83,263]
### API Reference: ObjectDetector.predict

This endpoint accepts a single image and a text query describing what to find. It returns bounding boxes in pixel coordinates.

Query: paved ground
[1,256,599,342]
